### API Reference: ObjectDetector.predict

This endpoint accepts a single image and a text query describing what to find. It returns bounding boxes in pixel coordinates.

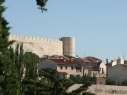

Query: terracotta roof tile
[82,56,102,64]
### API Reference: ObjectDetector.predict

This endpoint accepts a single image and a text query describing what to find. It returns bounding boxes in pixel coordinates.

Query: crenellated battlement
[9,35,62,43]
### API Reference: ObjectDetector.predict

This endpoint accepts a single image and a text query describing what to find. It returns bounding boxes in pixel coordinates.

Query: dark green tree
[22,52,40,95]
[23,52,40,79]
[121,80,127,86]
[13,43,24,95]
[38,69,68,95]
[0,1,19,95]
[36,0,48,12]
[0,0,11,52]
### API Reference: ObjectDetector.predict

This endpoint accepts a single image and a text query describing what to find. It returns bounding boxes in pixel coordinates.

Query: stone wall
[87,85,127,95]
[9,35,63,57]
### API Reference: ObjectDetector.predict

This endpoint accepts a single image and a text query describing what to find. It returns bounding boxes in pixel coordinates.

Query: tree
[23,52,40,79]
[106,79,116,85]
[13,43,25,95]
[36,0,48,12]
[39,69,95,95]
[22,52,40,95]
[38,69,72,95]
[121,80,127,86]
[0,1,19,95]
[9,43,41,95]
[0,0,11,52]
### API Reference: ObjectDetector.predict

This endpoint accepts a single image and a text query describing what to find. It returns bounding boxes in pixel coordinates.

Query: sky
[4,0,127,59]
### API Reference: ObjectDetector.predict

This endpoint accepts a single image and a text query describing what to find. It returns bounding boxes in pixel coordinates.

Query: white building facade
[112,57,126,66]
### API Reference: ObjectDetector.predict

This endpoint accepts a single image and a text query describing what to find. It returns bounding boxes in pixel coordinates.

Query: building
[82,56,102,77]
[106,57,127,83]
[60,37,75,57]
[38,56,84,78]
[9,35,75,57]
[112,57,127,66]
[38,56,102,78]
[96,60,107,85]
[99,60,107,75]
[107,64,127,83]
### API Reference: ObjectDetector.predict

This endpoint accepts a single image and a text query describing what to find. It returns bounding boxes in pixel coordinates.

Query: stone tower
[60,37,75,57]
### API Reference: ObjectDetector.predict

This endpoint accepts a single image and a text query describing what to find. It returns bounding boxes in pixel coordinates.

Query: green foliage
[22,51,40,95]
[70,75,96,85]
[0,0,13,53]
[61,79,74,89]
[38,69,95,95]
[36,0,48,12]
[39,69,66,95]
[106,79,116,85]
[0,1,19,95]
[106,79,127,86]
[23,52,40,79]
[121,80,127,86]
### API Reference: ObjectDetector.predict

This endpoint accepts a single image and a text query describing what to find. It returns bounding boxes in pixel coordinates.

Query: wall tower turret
[60,37,75,57]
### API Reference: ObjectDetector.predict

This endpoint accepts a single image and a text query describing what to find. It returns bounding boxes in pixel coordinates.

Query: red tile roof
[42,56,101,71]
[50,59,77,64]
[82,56,102,64]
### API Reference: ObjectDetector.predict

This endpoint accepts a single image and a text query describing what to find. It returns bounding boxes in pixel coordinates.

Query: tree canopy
[36,0,48,12]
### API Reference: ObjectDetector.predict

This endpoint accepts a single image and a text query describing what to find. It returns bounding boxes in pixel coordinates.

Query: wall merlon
[9,35,58,43]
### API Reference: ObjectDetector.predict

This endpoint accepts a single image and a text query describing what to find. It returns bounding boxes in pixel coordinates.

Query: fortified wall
[9,35,75,57]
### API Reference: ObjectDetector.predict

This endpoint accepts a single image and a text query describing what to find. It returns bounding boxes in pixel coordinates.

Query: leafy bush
[121,80,127,86]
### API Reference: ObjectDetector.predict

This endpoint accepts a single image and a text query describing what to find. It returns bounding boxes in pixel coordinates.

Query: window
[60,66,63,69]
[76,69,81,72]
[93,72,96,77]
[65,66,67,69]
[100,68,104,74]
[71,66,73,70]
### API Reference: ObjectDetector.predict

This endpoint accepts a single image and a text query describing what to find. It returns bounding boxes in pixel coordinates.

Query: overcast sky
[5,0,127,59]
